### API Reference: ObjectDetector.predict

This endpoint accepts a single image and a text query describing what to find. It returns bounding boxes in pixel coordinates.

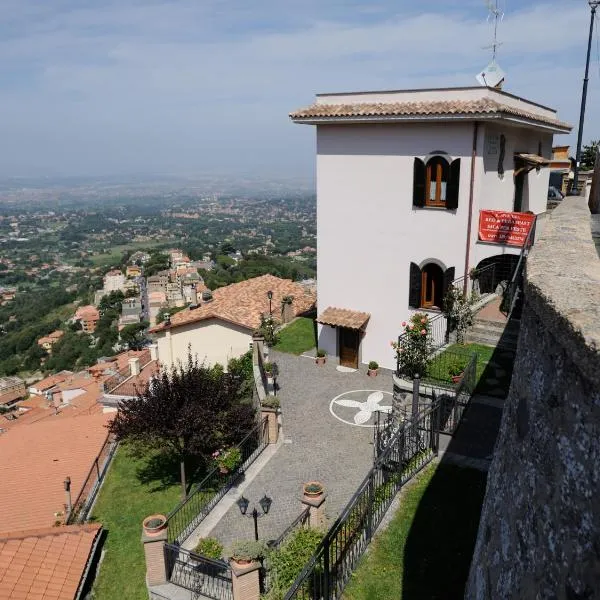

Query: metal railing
[283,406,439,600]
[165,543,233,600]
[67,432,118,524]
[166,416,269,544]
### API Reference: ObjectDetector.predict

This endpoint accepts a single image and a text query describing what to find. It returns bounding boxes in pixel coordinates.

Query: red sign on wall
[478,210,536,247]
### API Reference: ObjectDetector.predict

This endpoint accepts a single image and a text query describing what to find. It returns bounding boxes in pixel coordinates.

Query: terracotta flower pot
[219,466,229,475]
[143,514,167,536]
[303,481,324,497]
[367,368,378,377]
[451,373,463,384]
[315,357,326,366]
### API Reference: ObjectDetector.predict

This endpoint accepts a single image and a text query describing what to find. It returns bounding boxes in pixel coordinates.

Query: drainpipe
[464,121,479,295]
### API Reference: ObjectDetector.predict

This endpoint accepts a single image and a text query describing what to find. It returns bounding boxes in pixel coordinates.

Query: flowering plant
[212,447,242,472]
[391,313,432,379]
[442,285,474,344]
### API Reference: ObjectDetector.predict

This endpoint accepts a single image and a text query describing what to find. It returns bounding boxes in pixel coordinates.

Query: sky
[0,0,598,180]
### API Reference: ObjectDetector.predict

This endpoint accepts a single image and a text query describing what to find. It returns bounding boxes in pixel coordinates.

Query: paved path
[195,351,395,551]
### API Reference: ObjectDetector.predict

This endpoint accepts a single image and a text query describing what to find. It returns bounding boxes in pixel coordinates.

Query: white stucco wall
[155,319,252,370]
[316,120,557,371]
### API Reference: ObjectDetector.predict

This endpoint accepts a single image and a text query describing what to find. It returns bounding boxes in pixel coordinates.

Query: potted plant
[448,360,467,384]
[194,537,224,560]
[142,514,167,536]
[303,481,324,498]
[315,349,327,366]
[262,394,280,410]
[229,540,267,566]
[392,313,432,380]
[212,447,242,475]
[367,361,379,377]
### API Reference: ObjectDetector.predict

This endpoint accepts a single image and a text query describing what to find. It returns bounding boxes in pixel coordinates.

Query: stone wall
[466,197,600,599]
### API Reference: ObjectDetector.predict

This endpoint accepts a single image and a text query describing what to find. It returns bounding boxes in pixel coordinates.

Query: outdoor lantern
[259,494,272,515]
[267,290,273,300]
[237,495,249,515]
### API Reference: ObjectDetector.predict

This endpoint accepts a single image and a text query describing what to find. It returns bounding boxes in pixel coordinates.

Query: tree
[581,140,599,169]
[120,321,149,350]
[108,353,256,498]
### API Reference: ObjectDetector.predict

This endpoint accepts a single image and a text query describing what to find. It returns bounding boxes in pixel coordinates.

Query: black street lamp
[569,0,599,196]
[236,494,272,541]
[267,290,273,317]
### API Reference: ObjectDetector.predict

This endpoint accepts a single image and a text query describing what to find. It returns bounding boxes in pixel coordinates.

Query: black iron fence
[283,406,439,600]
[67,432,118,524]
[164,543,233,600]
[166,417,269,544]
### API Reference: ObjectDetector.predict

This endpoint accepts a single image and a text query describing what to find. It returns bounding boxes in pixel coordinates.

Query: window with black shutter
[413,155,461,209]
[409,263,455,310]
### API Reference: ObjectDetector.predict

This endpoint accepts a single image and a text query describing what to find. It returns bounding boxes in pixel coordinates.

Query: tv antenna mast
[476,0,506,88]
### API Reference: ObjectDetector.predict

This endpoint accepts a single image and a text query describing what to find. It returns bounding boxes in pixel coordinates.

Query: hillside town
[1,2,600,600]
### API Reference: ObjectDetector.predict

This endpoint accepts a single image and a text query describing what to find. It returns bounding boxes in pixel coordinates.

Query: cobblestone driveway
[207,351,394,548]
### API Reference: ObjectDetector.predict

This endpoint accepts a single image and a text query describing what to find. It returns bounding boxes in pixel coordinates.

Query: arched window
[425,157,450,207]
[413,155,461,209]
[409,262,455,309]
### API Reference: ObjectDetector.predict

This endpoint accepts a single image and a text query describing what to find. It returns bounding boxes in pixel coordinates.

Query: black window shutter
[446,158,461,210]
[413,158,425,207]
[443,267,456,295]
[409,262,422,308]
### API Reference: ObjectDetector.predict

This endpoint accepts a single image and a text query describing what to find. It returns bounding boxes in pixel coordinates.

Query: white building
[103,270,126,293]
[291,85,571,371]
[150,274,316,370]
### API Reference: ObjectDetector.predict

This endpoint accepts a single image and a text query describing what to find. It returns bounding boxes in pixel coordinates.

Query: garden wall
[466,197,600,599]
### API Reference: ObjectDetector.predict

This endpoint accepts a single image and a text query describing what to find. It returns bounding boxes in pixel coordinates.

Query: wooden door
[339,328,359,369]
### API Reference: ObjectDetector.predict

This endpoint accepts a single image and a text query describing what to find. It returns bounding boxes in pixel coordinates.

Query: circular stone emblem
[329,390,393,428]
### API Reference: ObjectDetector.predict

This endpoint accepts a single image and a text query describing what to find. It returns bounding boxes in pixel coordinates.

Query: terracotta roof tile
[0,413,112,534]
[29,372,73,393]
[0,525,101,600]
[290,98,572,131]
[106,359,159,397]
[317,306,370,330]
[150,274,316,333]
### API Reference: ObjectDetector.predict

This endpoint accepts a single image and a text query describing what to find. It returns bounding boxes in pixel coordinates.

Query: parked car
[548,186,564,201]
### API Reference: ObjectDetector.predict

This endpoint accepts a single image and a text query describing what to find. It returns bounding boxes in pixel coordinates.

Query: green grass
[89,444,182,600]
[427,342,494,386]
[88,241,168,267]
[343,462,487,600]
[274,317,317,355]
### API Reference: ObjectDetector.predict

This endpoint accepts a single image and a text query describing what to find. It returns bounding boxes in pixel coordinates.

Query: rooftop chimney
[190,286,198,306]
[129,357,141,377]
[149,344,158,361]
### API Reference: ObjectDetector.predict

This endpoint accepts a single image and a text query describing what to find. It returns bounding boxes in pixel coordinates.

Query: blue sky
[0,0,598,179]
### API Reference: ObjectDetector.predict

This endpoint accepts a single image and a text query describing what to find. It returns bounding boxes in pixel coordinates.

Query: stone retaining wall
[466,197,600,599]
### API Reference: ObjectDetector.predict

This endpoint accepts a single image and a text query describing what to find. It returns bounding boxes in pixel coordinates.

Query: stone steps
[466,318,520,351]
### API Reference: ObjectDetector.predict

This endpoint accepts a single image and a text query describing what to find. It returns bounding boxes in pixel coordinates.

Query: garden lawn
[343,462,487,600]
[274,317,317,355]
[426,343,495,386]
[89,444,182,600]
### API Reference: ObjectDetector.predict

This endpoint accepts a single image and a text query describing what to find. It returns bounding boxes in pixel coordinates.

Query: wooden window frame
[425,157,450,207]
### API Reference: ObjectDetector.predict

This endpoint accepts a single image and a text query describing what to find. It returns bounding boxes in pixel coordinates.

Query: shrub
[194,537,223,560]
[264,361,273,373]
[368,361,379,370]
[262,395,280,409]
[392,313,432,379]
[443,286,474,344]
[229,539,267,561]
[447,359,468,377]
[316,348,327,358]
[265,528,324,599]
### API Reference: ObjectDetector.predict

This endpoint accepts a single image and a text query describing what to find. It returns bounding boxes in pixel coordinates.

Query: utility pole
[570,1,599,195]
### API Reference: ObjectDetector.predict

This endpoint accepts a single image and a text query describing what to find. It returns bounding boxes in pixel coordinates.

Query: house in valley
[290,85,571,370]
[149,274,316,369]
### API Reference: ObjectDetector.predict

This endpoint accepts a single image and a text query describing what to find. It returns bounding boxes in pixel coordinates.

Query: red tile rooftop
[0,413,111,534]
[0,524,102,600]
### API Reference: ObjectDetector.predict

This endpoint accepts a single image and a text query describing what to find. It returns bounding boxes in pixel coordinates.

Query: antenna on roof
[476,0,506,89]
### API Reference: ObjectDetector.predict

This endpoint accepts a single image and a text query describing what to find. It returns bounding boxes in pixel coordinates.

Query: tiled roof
[150,274,316,333]
[0,524,102,600]
[30,372,73,393]
[290,98,572,131]
[0,413,112,534]
[516,153,551,166]
[74,306,99,320]
[317,307,371,330]
[106,359,159,397]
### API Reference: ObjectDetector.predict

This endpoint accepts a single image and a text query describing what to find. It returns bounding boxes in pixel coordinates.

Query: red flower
[421,318,427,324]
[420,329,426,335]
[401,321,407,327]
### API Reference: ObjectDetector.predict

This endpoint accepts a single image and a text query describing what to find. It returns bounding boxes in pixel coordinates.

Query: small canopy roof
[515,153,551,167]
[317,307,370,330]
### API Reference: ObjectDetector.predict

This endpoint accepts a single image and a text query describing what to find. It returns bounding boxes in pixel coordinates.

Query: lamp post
[569,0,599,196]
[267,290,273,317]
[236,494,273,541]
